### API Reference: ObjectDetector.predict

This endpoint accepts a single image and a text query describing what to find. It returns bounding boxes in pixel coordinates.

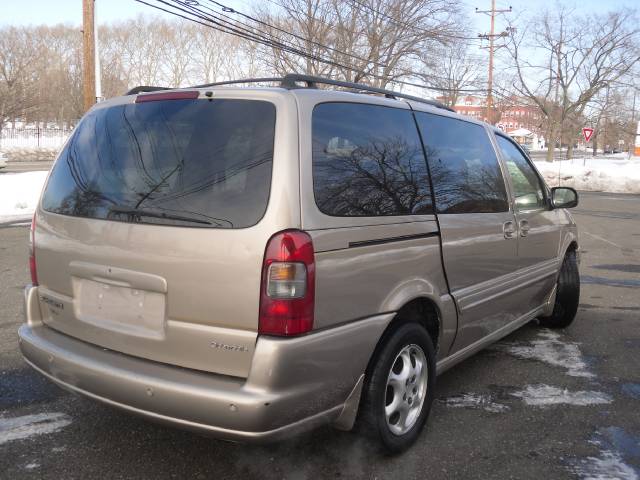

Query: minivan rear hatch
[35,92,277,378]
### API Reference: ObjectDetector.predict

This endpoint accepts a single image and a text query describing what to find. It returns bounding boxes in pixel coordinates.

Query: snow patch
[442,393,509,413]
[0,412,72,445]
[0,171,48,223]
[534,157,640,194]
[24,462,40,470]
[571,450,639,480]
[497,329,594,378]
[511,384,612,406]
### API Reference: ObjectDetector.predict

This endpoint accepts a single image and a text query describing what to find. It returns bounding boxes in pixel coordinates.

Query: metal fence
[0,127,73,149]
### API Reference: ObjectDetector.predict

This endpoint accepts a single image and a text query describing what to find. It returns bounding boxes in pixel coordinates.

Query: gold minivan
[19,75,580,453]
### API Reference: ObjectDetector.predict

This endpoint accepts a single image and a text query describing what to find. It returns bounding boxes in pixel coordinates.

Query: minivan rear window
[42,99,276,228]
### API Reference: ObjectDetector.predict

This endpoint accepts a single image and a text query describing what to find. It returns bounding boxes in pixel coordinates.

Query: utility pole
[94,0,103,102]
[477,1,512,124]
[82,0,96,112]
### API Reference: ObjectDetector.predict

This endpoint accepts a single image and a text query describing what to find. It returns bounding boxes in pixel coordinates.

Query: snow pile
[534,156,640,194]
[0,171,48,224]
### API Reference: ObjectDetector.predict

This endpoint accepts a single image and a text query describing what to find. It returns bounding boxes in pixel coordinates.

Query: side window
[415,112,509,214]
[312,102,433,217]
[495,135,546,211]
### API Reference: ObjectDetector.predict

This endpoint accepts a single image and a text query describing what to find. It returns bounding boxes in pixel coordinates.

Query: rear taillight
[259,230,315,336]
[29,213,38,286]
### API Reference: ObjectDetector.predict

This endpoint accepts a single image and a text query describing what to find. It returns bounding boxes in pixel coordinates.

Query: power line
[134,0,490,95]
[348,0,483,42]
[191,0,481,85]
[203,0,395,71]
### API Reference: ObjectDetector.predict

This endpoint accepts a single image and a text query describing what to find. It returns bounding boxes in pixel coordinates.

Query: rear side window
[42,99,276,228]
[415,113,509,214]
[312,102,433,217]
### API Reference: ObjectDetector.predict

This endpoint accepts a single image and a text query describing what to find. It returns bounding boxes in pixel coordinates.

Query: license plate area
[73,278,166,339]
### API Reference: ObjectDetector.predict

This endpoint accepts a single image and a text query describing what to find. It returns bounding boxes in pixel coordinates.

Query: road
[1,192,639,479]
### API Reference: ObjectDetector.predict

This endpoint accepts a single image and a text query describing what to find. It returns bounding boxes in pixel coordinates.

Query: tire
[357,322,436,454]
[539,250,580,329]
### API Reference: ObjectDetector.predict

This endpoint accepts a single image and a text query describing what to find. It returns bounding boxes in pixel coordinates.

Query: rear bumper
[19,285,391,442]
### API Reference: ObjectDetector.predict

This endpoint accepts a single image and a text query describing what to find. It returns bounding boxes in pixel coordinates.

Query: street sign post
[582,128,594,166]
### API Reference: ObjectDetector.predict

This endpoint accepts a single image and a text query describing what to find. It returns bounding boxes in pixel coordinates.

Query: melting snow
[24,462,40,470]
[0,412,71,445]
[442,393,509,413]
[511,384,612,406]
[497,329,594,378]
[571,450,639,480]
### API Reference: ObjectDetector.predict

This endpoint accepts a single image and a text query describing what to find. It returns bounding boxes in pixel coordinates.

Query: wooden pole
[476,2,511,124]
[82,0,96,112]
[487,0,495,122]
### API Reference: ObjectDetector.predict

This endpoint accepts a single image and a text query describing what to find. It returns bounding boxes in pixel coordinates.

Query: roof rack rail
[190,77,284,89]
[125,75,452,112]
[280,74,453,111]
[125,86,170,95]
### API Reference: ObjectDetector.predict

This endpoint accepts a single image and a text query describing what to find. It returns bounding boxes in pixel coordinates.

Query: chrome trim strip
[454,258,558,313]
[348,232,439,248]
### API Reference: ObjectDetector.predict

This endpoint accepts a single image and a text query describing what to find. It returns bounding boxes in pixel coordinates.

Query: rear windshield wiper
[108,206,212,225]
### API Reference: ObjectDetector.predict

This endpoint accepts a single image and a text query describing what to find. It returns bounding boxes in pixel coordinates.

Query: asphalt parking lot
[1,191,639,480]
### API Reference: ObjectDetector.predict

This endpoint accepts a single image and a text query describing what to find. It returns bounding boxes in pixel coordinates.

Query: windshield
[41,98,276,228]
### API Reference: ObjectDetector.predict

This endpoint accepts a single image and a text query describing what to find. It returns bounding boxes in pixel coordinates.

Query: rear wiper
[108,206,212,225]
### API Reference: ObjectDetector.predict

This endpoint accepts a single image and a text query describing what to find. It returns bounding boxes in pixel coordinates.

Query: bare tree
[0,27,43,131]
[418,43,483,108]
[507,6,640,161]
[112,16,167,87]
[161,21,194,87]
[189,25,243,83]
[254,0,465,88]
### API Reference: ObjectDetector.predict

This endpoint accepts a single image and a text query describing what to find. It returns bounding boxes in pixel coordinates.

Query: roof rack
[280,74,453,111]
[124,74,452,112]
[190,77,284,89]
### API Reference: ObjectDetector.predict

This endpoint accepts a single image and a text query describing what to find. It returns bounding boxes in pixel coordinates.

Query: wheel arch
[365,296,442,378]
[559,228,579,260]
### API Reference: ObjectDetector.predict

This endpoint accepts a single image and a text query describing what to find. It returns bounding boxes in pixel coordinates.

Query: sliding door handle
[503,221,516,239]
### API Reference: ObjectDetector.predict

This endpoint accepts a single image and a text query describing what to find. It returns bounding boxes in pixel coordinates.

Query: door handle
[519,219,530,237]
[503,221,516,239]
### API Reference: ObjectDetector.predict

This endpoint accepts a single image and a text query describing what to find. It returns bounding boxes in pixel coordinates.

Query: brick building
[438,95,545,149]
[450,95,543,133]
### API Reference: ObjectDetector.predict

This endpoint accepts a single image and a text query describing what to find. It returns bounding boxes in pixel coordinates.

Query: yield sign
[582,127,594,142]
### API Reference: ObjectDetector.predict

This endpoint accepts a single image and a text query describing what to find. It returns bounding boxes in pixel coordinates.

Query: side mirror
[550,187,578,209]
